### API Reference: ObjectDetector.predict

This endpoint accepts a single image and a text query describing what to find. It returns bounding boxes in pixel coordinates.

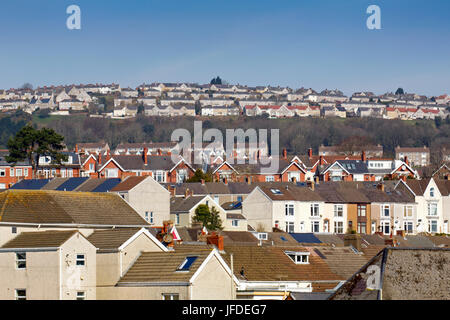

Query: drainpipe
[59,248,63,300]
[119,249,123,277]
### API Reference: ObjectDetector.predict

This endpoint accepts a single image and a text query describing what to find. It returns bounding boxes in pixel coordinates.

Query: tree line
[1,111,449,166]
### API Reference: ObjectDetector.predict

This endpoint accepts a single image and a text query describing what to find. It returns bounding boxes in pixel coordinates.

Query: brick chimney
[75,144,78,153]
[362,151,367,162]
[143,147,148,165]
[308,148,313,159]
[98,152,102,164]
[207,232,224,251]
[224,177,228,185]
[184,188,190,199]
[157,148,162,156]
[404,156,409,165]
[308,181,315,191]
[106,150,111,162]
[247,176,252,185]
[377,183,385,192]
[282,148,287,160]
[319,155,324,166]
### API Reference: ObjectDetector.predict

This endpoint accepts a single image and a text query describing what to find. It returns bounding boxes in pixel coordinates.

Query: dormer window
[257,233,268,240]
[285,251,310,264]
[430,187,435,197]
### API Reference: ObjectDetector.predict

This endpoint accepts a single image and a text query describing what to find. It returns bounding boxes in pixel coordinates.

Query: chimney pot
[308,148,313,159]
[282,148,287,160]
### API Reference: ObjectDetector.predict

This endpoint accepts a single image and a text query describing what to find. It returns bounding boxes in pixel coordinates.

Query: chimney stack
[184,188,190,199]
[207,232,224,251]
[98,152,102,164]
[282,148,287,160]
[404,156,409,165]
[106,150,111,162]
[247,176,252,185]
[157,148,162,156]
[143,147,149,165]
[377,183,385,192]
[319,155,324,166]
[362,151,367,162]
[308,148,313,159]
[75,144,78,153]
[224,177,228,185]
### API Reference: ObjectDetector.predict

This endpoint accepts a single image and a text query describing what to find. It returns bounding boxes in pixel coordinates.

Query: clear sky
[1,0,449,96]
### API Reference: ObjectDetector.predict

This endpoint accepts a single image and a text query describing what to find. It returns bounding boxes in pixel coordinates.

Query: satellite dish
[163,233,173,243]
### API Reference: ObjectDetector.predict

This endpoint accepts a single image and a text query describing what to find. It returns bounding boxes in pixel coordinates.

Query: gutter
[0,222,150,229]
[0,247,59,253]
[117,282,190,287]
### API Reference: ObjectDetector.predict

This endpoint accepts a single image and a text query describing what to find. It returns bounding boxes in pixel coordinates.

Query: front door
[444,221,449,234]
[324,220,329,233]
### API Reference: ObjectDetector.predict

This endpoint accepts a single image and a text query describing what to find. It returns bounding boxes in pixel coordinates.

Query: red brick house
[97,149,195,183]
[0,150,32,189]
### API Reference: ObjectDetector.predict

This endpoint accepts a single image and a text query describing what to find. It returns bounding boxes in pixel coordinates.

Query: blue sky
[0,0,449,96]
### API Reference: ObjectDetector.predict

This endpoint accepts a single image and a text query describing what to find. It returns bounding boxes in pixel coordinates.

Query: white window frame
[15,289,26,300]
[232,219,239,227]
[155,170,166,183]
[404,221,414,234]
[16,168,23,177]
[311,220,320,233]
[334,204,343,217]
[427,203,438,216]
[382,204,390,217]
[265,175,275,182]
[76,291,86,300]
[428,220,438,233]
[310,203,320,217]
[285,221,294,233]
[162,293,179,300]
[285,203,294,216]
[16,252,26,269]
[334,221,344,234]
[257,232,268,240]
[175,213,180,225]
[381,221,390,235]
[430,187,435,197]
[404,206,413,218]
[285,251,310,265]
[10,168,14,177]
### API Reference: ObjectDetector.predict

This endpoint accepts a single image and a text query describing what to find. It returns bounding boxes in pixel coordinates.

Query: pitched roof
[0,190,149,226]
[258,185,324,202]
[111,176,148,192]
[221,245,343,284]
[86,228,141,250]
[170,195,208,213]
[1,230,78,249]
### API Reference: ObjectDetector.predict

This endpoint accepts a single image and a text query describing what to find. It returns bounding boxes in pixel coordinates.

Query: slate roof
[258,185,324,202]
[118,247,213,284]
[10,179,51,190]
[0,190,149,226]
[111,176,148,192]
[0,150,31,166]
[170,196,207,213]
[312,246,371,279]
[1,230,78,249]
[221,245,343,285]
[55,177,89,191]
[290,233,322,244]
